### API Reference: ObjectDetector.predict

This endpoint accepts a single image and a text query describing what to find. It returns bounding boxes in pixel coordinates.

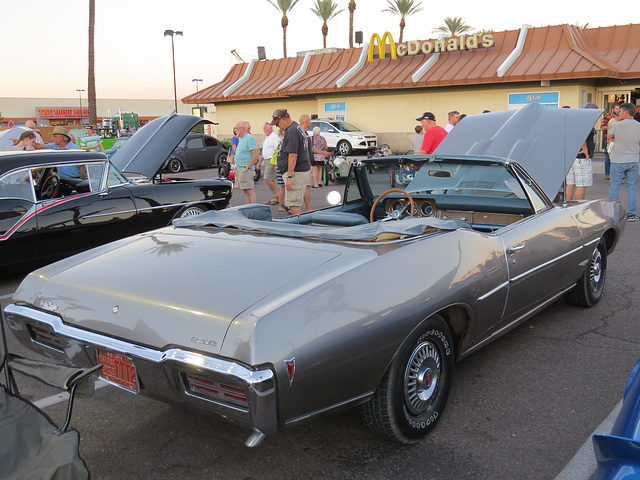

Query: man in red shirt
[416,112,448,154]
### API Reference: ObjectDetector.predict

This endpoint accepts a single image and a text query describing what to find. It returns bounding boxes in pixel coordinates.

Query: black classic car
[0,114,232,273]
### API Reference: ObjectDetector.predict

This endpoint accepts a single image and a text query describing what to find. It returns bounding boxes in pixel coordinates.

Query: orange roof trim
[183,23,640,105]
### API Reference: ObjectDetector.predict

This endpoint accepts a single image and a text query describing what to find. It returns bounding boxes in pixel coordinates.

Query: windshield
[328,121,361,132]
[355,159,528,200]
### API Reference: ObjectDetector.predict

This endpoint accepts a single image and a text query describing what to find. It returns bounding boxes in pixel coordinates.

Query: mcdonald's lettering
[367,32,397,62]
[367,32,495,62]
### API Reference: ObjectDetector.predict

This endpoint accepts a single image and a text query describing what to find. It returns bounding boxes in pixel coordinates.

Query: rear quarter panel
[222,229,508,423]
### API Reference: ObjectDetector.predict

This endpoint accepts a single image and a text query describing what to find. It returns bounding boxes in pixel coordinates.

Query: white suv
[309,119,377,156]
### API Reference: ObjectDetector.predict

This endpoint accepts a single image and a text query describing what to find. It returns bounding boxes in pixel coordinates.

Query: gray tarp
[174,208,463,240]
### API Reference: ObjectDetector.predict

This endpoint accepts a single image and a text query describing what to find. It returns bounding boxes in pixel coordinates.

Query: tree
[311,0,344,48]
[266,0,302,58]
[88,0,97,127]
[381,0,423,44]
[432,16,474,36]
[348,1,356,48]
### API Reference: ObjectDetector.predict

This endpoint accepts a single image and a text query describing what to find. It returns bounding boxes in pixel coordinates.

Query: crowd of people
[7,103,640,221]
[227,111,331,215]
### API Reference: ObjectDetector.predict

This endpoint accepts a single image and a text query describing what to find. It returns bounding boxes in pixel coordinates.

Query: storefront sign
[325,102,346,112]
[508,92,559,108]
[37,108,87,119]
[368,31,495,62]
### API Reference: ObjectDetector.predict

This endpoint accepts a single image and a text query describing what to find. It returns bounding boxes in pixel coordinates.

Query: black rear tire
[363,315,453,443]
[168,158,182,173]
[565,239,607,307]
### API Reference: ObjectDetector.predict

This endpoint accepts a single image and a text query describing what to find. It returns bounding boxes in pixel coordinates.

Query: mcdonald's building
[183,23,640,152]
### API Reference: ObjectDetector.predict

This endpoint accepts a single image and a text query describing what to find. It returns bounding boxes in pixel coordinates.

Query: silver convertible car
[4,103,626,447]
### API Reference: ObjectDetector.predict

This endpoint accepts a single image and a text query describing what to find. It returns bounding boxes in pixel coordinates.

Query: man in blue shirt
[44,126,84,182]
[233,121,259,204]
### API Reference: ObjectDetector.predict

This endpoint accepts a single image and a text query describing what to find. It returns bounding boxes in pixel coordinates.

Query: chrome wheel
[589,248,603,292]
[404,341,441,415]
[180,206,205,217]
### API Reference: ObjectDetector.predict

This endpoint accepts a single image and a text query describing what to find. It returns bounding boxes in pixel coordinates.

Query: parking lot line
[33,380,108,409]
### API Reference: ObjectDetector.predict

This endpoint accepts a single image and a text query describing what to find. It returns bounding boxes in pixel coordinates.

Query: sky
[2,0,636,101]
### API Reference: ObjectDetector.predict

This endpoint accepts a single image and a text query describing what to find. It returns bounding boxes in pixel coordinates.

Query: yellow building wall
[211,81,637,151]
[214,98,318,142]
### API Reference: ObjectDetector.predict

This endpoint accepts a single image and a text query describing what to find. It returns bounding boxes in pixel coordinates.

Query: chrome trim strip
[4,304,273,387]
[465,285,575,356]
[509,244,585,282]
[82,198,227,220]
[478,281,509,301]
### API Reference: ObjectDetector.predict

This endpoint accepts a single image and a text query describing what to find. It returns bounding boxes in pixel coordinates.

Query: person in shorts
[271,108,311,215]
[565,141,592,200]
[260,122,280,205]
[233,121,259,204]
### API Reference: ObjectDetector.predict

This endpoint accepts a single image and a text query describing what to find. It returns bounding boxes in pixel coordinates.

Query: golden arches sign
[367,32,397,62]
[367,31,495,62]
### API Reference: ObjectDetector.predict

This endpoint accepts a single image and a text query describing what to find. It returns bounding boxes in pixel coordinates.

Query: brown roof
[183,23,640,105]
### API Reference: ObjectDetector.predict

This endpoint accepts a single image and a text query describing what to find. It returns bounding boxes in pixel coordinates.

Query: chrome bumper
[4,303,278,436]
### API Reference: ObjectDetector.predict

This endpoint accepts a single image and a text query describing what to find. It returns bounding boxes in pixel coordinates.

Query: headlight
[349,134,364,139]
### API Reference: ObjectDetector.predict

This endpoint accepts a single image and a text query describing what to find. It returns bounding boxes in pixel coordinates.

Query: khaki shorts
[283,170,310,207]
[236,167,255,189]
[263,162,277,181]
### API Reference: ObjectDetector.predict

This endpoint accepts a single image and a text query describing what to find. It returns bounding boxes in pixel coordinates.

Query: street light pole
[164,29,183,112]
[76,89,85,125]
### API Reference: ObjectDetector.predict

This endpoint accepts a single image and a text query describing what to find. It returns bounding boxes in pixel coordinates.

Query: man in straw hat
[44,127,81,151]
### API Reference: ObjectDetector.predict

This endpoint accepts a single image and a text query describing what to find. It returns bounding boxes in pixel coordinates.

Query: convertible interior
[175,158,541,241]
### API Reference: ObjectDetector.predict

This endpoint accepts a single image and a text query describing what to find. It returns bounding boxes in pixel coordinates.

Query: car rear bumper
[4,303,278,435]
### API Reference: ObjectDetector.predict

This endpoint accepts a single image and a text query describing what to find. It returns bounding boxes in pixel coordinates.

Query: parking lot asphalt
[2,156,639,479]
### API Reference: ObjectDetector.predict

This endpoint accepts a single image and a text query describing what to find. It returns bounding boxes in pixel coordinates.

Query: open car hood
[0,126,31,151]
[433,102,603,200]
[110,114,211,178]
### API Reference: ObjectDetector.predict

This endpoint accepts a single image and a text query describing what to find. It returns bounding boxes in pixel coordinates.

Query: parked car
[4,104,625,448]
[104,136,129,159]
[0,126,32,151]
[0,114,232,274]
[592,358,640,480]
[309,119,377,156]
[163,133,228,173]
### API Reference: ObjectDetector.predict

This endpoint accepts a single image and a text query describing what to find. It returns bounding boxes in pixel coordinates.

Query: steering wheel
[370,188,416,222]
[40,175,60,200]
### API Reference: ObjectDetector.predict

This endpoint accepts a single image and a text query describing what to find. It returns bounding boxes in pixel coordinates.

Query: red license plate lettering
[97,349,138,393]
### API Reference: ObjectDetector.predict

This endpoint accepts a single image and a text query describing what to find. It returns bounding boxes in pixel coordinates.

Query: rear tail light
[29,324,65,352]
[184,373,248,410]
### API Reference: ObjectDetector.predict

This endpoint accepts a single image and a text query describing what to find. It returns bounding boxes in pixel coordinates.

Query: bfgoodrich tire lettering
[363,315,453,443]
[565,238,607,307]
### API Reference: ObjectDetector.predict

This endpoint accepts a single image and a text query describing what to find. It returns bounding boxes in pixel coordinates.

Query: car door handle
[506,244,525,255]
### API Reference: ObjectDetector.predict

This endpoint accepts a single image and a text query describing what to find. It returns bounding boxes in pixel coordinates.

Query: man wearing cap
[271,109,311,215]
[80,127,105,153]
[416,112,448,154]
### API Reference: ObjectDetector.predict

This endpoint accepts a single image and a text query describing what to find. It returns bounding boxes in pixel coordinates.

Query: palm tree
[266,0,302,58]
[381,0,423,43]
[311,0,344,48]
[348,1,356,48]
[88,0,97,127]
[432,16,473,36]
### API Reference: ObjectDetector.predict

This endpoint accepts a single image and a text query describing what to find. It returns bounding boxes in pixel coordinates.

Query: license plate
[97,349,138,393]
